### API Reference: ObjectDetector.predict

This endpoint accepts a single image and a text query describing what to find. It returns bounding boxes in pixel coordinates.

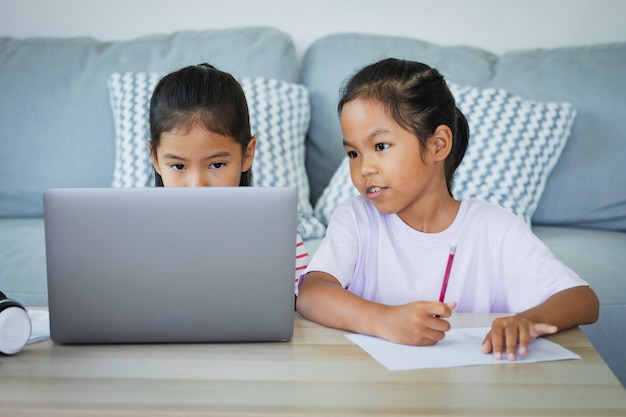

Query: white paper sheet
[345,327,580,371]
[26,309,50,344]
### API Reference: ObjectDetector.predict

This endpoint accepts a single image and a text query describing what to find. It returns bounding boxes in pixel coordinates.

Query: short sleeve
[305,203,360,288]
[294,230,310,295]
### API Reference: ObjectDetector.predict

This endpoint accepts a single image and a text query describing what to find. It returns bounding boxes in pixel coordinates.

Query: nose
[359,154,377,177]
[188,171,211,187]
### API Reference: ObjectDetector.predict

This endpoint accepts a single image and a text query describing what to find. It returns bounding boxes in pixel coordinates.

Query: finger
[425,315,452,333]
[505,325,519,361]
[404,328,446,345]
[422,329,447,343]
[430,302,453,319]
[481,333,493,354]
[530,323,558,338]
[489,325,504,360]
[517,326,531,356]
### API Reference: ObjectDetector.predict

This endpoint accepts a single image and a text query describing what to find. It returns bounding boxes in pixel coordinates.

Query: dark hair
[149,63,253,186]
[337,58,469,196]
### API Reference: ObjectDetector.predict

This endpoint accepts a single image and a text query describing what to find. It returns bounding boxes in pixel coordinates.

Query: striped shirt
[294,230,310,295]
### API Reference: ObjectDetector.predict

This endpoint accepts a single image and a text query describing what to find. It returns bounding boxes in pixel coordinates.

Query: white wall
[2,0,625,59]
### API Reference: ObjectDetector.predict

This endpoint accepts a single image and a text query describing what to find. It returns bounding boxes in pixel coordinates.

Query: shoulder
[462,199,528,230]
[456,199,543,258]
[323,196,390,243]
[456,199,534,245]
[332,195,382,223]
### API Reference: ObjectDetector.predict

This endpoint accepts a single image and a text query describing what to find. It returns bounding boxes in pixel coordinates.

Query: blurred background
[2,0,625,61]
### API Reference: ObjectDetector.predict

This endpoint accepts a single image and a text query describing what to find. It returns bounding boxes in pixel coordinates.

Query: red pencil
[438,244,457,302]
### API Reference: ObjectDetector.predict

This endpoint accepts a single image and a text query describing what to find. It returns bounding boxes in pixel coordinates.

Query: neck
[397,195,460,233]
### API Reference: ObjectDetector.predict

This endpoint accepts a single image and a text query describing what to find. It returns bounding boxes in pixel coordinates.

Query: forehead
[342,98,386,115]
[341,99,409,141]
[157,124,242,156]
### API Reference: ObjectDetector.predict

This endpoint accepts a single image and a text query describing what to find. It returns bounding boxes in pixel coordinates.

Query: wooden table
[1,312,624,416]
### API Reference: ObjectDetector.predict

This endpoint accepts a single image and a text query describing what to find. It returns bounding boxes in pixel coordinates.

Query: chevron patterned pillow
[107,72,326,240]
[313,83,576,226]
[108,72,160,188]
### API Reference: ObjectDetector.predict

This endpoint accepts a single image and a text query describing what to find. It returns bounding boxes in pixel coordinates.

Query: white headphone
[0,291,31,355]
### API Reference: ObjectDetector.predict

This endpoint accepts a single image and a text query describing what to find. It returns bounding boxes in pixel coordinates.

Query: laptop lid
[44,187,297,344]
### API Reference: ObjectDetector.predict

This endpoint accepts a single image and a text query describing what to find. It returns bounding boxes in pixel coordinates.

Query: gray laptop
[44,187,297,344]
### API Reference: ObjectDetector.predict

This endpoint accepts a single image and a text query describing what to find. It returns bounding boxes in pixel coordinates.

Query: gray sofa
[1,27,624,386]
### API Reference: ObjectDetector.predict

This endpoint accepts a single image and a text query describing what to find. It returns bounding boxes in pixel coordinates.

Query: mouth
[365,185,385,199]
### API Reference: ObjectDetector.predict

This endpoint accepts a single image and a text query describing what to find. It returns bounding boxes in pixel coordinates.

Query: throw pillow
[108,72,160,188]
[107,72,326,240]
[313,83,576,226]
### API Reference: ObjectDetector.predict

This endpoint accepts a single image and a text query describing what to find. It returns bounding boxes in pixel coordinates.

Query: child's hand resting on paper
[481,315,558,361]
[296,271,459,347]
[376,301,458,346]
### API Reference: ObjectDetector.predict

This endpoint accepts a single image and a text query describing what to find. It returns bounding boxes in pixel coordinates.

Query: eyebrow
[161,153,185,161]
[161,151,233,161]
[343,128,390,147]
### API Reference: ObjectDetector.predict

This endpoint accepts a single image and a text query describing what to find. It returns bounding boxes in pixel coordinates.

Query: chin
[369,201,397,215]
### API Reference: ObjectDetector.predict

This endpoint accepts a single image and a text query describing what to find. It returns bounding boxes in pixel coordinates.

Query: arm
[296,271,456,345]
[482,285,599,360]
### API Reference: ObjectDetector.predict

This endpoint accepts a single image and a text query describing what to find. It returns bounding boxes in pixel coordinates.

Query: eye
[346,150,359,159]
[169,163,186,171]
[375,143,390,151]
[210,162,226,169]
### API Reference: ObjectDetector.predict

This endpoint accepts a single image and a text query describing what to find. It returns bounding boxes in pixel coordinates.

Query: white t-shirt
[306,197,588,313]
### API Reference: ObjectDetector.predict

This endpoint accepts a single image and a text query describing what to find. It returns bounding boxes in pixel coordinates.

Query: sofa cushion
[0,218,48,308]
[314,83,576,226]
[301,33,498,205]
[490,43,626,231]
[108,72,326,240]
[108,72,161,188]
[0,27,297,218]
[533,225,626,386]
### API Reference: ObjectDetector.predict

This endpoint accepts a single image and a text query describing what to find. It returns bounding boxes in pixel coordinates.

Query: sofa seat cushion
[532,226,626,305]
[533,225,626,387]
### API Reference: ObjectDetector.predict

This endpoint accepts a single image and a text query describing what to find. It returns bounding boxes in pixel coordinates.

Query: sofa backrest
[301,33,626,231]
[491,44,626,229]
[0,27,297,217]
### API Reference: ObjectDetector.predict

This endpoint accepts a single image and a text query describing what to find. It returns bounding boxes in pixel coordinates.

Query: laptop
[43,186,297,344]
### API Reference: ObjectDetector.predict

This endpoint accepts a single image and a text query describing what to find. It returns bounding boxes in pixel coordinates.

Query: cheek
[157,170,177,187]
[348,161,361,186]
[391,153,425,185]
[209,164,245,187]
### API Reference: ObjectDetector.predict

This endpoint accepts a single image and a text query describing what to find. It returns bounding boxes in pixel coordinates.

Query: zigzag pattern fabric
[313,157,358,226]
[313,83,576,226]
[449,83,576,225]
[108,72,160,188]
[107,73,326,240]
[240,77,325,240]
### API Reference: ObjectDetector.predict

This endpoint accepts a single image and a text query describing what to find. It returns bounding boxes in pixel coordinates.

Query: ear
[242,136,256,172]
[147,141,162,175]
[429,125,453,162]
